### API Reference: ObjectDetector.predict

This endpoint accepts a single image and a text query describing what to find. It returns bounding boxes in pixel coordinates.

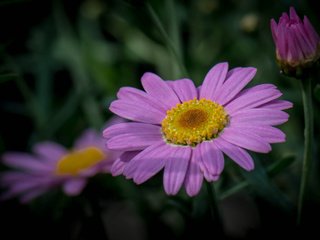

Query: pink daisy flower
[1,128,119,203]
[103,62,292,197]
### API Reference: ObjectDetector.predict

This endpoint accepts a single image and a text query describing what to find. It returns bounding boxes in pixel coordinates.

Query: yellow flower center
[161,99,228,146]
[56,147,106,175]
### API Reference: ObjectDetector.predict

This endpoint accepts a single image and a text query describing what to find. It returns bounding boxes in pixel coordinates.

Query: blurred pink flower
[1,127,120,203]
[270,7,320,73]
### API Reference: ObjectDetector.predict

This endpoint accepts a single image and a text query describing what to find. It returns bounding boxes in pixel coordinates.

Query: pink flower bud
[271,7,320,75]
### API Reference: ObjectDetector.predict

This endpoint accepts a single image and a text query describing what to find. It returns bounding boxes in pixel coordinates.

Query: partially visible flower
[0,127,120,203]
[103,62,292,197]
[270,7,320,75]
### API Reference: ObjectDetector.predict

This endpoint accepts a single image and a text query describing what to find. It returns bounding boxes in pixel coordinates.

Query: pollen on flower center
[161,98,229,146]
[56,147,105,175]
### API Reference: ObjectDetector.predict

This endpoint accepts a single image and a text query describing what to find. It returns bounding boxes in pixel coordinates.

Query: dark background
[1,0,320,239]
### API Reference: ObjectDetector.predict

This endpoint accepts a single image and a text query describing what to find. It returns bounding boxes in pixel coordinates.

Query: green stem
[85,185,109,240]
[53,2,104,130]
[205,182,224,236]
[6,56,35,104]
[46,90,80,137]
[297,78,314,224]
[90,202,109,240]
[166,0,183,78]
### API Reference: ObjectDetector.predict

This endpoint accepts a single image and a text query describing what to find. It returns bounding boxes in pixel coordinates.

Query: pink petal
[74,129,104,150]
[33,142,67,163]
[111,158,127,176]
[279,13,289,25]
[287,28,303,62]
[277,23,288,60]
[270,19,278,42]
[163,147,191,195]
[225,86,282,114]
[230,108,289,126]
[303,16,320,47]
[141,72,180,108]
[199,62,228,101]
[229,124,286,143]
[123,141,166,180]
[130,142,172,184]
[111,151,140,176]
[1,176,53,202]
[103,122,160,139]
[96,159,114,173]
[106,125,162,151]
[294,24,317,55]
[184,149,203,197]
[103,116,126,128]
[117,87,168,112]
[194,145,217,181]
[289,7,301,22]
[2,153,53,172]
[259,100,293,110]
[5,179,44,195]
[215,67,257,105]
[199,142,224,180]
[226,67,243,79]
[110,100,165,124]
[63,178,87,196]
[237,84,276,97]
[0,172,35,186]
[220,127,272,153]
[167,79,198,102]
[214,138,254,171]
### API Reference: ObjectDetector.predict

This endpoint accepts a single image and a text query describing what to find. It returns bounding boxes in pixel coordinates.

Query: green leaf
[166,196,191,218]
[267,155,295,177]
[220,155,295,203]
[147,2,187,77]
[45,90,80,138]
[78,19,118,94]
[53,3,104,129]
[241,155,293,211]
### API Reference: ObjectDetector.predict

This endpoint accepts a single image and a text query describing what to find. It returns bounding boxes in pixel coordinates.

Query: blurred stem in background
[147,1,188,77]
[297,78,314,224]
[166,0,184,78]
[205,182,225,236]
[53,1,104,130]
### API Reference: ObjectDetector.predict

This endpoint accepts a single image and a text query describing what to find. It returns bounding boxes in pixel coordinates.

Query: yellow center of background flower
[161,99,228,146]
[56,147,105,175]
